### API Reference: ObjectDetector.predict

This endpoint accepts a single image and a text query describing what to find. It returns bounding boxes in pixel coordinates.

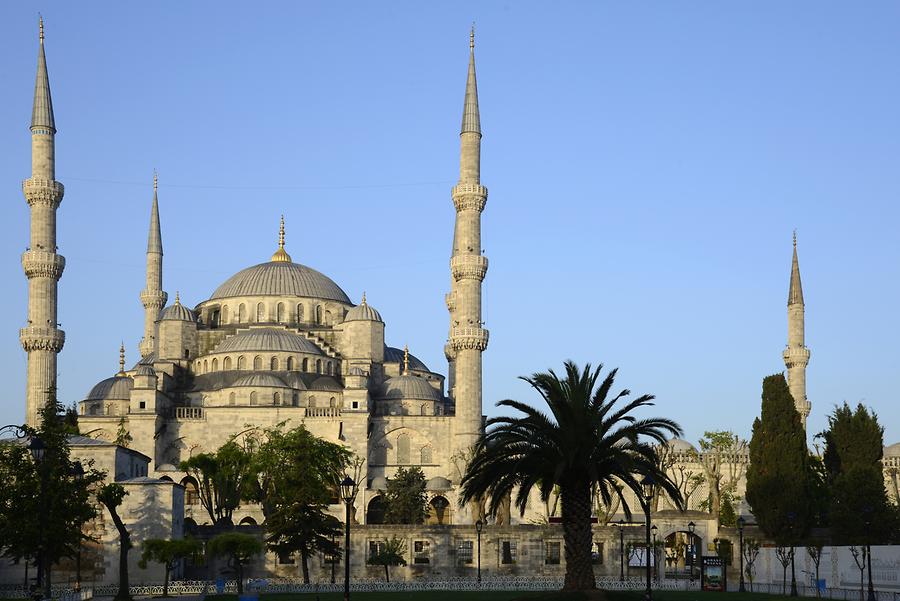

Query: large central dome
[211,261,351,303]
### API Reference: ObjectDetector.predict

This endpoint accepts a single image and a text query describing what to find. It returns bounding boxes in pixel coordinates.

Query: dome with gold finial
[159,291,197,322]
[344,292,383,322]
[380,345,442,401]
[271,215,292,263]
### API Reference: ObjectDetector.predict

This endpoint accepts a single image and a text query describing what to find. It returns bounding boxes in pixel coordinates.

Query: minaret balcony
[451,183,488,212]
[783,346,810,367]
[140,289,169,307]
[449,326,489,351]
[451,255,489,281]
[22,178,64,207]
[19,326,65,352]
[21,250,65,280]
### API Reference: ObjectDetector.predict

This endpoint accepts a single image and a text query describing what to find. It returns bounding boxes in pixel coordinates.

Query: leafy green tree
[97,484,132,600]
[139,538,203,597]
[698,430,748,524]
[460,361,684,592]
[180,440,254,525]
[821,403,895,544]
[0,393,103,598]
[266,504,341,583]
[367,536,407,582]
[383,466,428,524]
[207,532,263,594]
[114,418,132,448]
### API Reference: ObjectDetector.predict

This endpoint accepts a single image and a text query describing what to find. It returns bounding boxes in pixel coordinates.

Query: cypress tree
[746,374,813,544]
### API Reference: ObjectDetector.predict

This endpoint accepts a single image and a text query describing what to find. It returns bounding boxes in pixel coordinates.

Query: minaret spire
[271,215,292,262]
[21,17,66,425]
[783,231,811,429]
[447,30,490,468]
[139,171,167,357]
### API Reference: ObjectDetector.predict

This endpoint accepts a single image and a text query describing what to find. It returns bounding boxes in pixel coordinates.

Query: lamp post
[737,516,746,593]
[651,525,659,584]
[687,521,696,588]
[863,507,876,601]
[340,476,355,601]
[475,519,483,585]
[616,519,626,582]
[641,475,656,601]
[787,511,798,597]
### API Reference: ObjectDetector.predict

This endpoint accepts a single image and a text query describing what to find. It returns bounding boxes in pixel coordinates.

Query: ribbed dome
[134,365,155,377]
[86,376,134,401]
[210,261,351,303]
[345,303,383,323]
[384,346,428,371]
[382,374,441,401]
[231,374,288,388]
[214,328,324,355]
[159,303,196,322]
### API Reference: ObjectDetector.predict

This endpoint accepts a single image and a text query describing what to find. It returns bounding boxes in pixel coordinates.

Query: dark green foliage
[208,532,263,594]
[114,417,133,448]
[822,403,884,478]
[718,491,738,527]
[63,402,80,435]
[746,374,813,544]
[383,467,428,525]
[460,361,684,592]
[367,536,407,582]
[139,538,203,597]
[180,440,255,525]
[98,484,132,600]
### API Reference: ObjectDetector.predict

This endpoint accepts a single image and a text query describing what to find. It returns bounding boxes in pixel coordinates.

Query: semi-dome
[214,328,324,355]
[384,346,429,371]
[344,293,383,323]
[210,261,351,304]
[159,299,196,322]
[231,373,288,388]
[382,374,441,402]
[426,476,453,491]
[311,376,342,391]
[86,376,134,401]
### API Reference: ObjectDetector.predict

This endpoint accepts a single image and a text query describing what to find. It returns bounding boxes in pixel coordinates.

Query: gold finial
[470,23,475,50]
[361,291,367,306]
[153,170,158,192]
[271,215,292,262]
[118,342,126,375]
[39,15,44,43]
[174,291,181,305]
[403,344,410,375]
[793,229,797,248]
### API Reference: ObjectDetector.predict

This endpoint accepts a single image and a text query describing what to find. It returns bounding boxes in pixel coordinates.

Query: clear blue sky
[2,2,898,447]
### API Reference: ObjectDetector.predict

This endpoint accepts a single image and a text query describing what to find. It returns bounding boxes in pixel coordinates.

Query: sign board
[701,556,726,591]
[627,547,657,567]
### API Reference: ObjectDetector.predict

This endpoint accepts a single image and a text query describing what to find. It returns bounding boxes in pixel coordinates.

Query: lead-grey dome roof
[159,303,196,322]
[86,376,133,401]
[345,300,383,323]
[210,261,351,303]
[382,374,441,402]
[214,328,324,355]
[426,476,453,491]
[384,346,428,371]
[231,374,288,388]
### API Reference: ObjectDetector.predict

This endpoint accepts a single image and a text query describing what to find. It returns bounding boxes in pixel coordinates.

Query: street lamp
[340,476,355,601]
[737,516,746,593]
[863,507,876,601]
[616,519,626,582]
[687,521,696,587]
[651,524,659,584]
[641,475,656,601]
[475,519,483,585]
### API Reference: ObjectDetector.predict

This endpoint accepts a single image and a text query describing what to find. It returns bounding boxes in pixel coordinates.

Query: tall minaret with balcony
[20,17,66,426]
[783,232,811,429]
[139,172,168,357]
[447,29,489,453]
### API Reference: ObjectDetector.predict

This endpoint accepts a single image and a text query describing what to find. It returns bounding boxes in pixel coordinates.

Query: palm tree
[460,361,685,591]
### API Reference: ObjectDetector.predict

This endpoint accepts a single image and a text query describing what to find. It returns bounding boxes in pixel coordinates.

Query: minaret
[783,232,811,428]
[20,17,66,426]
[447,28,489,453]
[139,172,168,357]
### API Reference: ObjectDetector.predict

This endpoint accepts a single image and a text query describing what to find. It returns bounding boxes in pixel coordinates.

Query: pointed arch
[253,356,262,370]
[221,305,229,324]
[224,356,232,370]
[238,303,246,323]
[274,392,281,405]
[211,358,218,371]
[256,302,265,322]
[250,391,258,405]
[286,356,294,371]
[276,302,285,322]
[271,356,279,370]
[237,355,246,370]
[296,303,304,323]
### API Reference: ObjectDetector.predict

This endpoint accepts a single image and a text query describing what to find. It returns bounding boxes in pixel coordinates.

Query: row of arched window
[195,355,334,375]
[207,302,338,328]
[222,391,339,408]
[370,435,433,465]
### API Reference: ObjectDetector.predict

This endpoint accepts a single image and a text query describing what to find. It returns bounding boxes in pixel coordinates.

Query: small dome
[210,261,351,303]
[370,476,388,490]
[134,365,155,377]
[884,442,900,457]
[311,376,342,391]
[426,476,453,491]
[214,328,324,355]
[384,346,429,371]
[85,376,133,401]
[156,463,178,472]
[382,374,441,402]
[159,301,196,322]
[344,294,383,323]
[668,438,698,454]
[231,373,288,388]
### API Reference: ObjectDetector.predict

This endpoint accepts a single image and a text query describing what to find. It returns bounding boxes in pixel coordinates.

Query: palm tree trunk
[560,482,595,591]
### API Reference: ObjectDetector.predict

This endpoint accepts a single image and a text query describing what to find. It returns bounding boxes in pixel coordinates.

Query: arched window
[316,305,323,324]
[397,434,410,464]
[256,302,265,322]
[421,446,433,464]
[229,392,236,406]
[309,396,317,408]
[253,356,262,370]
[221,305,229,324]
[211,358,218,371]
[238,304,245,323]
[329,397,336,407]
[326,362,332,376]
[292,392,299,407]
[271,357,279,370]
[367,496,386,525]
[274,392,281,405]
[302,358,309,372]
[421,404,428,416]
[316,359,322,374]
[276,302,285,322]
[239,516,257,526]
[237,355,246,370]
[224,357,232,370]
[296,304,304,323]
[286,357,294,371]
[250,391,258,406]
[181,477,200,505]
[325,310,333,325]
[203,360,208,373]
